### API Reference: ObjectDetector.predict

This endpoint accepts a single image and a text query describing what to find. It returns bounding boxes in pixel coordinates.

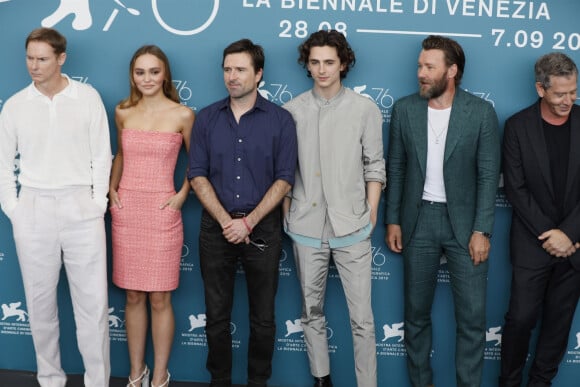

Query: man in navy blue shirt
[188,39,297,387]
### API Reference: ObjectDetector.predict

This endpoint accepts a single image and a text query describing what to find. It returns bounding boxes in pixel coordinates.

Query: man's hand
[222,219,251,245]
[469,232,491,266]
[386,224,403,253]
[538,229,576,257]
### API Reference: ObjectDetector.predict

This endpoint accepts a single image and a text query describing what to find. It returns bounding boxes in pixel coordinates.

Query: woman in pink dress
[109,45,195,387]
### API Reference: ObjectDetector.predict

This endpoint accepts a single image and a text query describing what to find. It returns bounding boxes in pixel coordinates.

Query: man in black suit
[500,52,580,387]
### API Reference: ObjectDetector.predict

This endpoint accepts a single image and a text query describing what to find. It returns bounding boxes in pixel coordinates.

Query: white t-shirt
[422,106,451,202]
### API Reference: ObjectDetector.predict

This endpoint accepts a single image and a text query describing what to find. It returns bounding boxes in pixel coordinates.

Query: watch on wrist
[473,230,492,238]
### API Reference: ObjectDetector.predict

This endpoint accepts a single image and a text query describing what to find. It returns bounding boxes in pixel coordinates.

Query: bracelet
[242,217,253,233]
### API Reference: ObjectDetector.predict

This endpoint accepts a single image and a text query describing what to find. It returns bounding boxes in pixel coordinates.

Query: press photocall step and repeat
[1,1,580,386]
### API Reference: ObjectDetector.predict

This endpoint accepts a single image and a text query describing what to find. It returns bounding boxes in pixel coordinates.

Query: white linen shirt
[0,75,112,217]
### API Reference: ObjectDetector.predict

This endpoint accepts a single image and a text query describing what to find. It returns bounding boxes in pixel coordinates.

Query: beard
[419,73,448,99]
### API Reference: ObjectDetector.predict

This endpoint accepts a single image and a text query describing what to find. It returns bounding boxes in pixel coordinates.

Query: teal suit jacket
[385,88,501,250]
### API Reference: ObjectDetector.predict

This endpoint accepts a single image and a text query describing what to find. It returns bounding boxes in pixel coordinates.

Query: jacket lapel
[410,97,428,178]
[564,105,580,203]
[444,89,467,163]
[528,102,555,201]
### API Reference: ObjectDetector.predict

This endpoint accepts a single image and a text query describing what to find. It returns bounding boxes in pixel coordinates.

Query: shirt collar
[26,74,77,100]
[311,85,346,107]
[218,92,270,113]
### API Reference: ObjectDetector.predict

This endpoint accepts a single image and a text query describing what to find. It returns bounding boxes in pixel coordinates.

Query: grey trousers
[292,222,377,387]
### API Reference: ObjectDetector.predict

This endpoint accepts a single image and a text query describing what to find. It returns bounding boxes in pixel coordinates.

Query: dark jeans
[499,260,580,387]
[199,209,282,387]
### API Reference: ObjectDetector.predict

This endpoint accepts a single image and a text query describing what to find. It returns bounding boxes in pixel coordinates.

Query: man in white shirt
[385,35,500,387]
[0,27,111,387]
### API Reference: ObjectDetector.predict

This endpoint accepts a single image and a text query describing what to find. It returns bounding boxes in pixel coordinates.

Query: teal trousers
[403,201,488,387]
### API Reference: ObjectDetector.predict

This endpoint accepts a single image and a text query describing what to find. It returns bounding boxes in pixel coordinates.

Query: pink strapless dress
[112,129,183,291]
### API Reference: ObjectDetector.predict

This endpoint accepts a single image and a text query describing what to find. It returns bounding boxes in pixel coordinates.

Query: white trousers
[10,186,110,387]
[292,220,377,387]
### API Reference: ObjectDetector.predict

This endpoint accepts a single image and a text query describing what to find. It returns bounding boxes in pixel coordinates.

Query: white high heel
[127,365,150,387]
[151,371,170,387]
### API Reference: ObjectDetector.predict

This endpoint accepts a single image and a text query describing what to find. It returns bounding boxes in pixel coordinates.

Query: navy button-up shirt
[188,94,297,213]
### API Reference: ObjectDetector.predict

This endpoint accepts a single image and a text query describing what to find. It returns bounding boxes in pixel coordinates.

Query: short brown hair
[422,35,465,86]
[26,27,67,55]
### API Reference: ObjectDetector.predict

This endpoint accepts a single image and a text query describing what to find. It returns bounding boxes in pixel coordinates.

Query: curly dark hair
[298,30,355,79]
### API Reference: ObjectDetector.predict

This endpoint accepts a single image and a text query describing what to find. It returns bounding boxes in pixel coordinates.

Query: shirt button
[238,139,243,143]
[315,171,321,177]
[236,176,241,180]
[236,194,240,198]
[237,157,241,162]
[312,202,317,207]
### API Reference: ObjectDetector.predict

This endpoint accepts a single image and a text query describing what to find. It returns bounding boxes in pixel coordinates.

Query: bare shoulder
[114,104,136,129]
[115,104,135,120]
[175,103,195,121]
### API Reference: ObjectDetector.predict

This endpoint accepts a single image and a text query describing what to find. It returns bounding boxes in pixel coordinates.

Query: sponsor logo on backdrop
[0,301,31,336]
[258,81,294,105]
[108,306,127,342]
[278,248,292,278]
[180,311,239,349]
[70,75,89,84]
[437,255,450,284]
[484,325,502,361]
[42,0,92,30]
[41,0,220,36]
[277,315,335,353]
[0,251,4,263]
[496,173,511,208]
[565,330,580,364]
[180,243,195,272]
[371,245,391,281]
[465,88,495,107]
[352,84,394,124]
[284,319,303,337]
[188,313,206,332]
[1,302,27,322]
[376,320,406,358]
[382,322,404,343]
[172,80,197,111]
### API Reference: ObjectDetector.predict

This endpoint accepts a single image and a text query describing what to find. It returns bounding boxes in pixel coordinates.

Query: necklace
[428,120,447,144]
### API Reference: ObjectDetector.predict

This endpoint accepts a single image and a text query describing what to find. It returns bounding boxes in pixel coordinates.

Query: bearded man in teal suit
[385,35,501,387]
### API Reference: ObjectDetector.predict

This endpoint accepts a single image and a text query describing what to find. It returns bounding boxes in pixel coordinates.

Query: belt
[229,211,248,219]
[422,199,447,206]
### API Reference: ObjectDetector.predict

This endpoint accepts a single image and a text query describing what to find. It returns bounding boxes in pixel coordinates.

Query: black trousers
[499,259,580,387]
[199,209,282,387]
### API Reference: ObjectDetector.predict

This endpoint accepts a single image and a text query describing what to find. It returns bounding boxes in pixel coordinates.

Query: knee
[350,316,375,336]
[302,304,325,323]
[504,310,537,332]
[149,292,172,312]
[126,290,147,307]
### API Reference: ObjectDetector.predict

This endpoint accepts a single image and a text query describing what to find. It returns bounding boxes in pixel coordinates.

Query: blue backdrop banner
[1,1,580,386]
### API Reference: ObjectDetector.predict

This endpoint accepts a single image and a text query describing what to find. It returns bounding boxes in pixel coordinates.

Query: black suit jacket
[503,100,580,270]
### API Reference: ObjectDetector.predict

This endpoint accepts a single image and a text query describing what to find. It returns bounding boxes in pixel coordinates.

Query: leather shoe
[313,375,333,387]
